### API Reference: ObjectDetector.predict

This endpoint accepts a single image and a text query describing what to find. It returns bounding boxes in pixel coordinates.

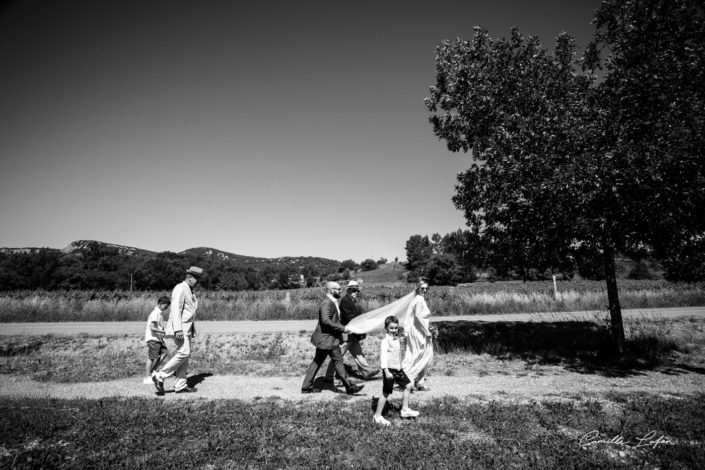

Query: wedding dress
[346,291,433,383]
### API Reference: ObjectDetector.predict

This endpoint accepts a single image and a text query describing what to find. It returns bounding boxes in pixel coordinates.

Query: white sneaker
[373,415,391,426]
[142,377,153,385]
[400,408,420,418]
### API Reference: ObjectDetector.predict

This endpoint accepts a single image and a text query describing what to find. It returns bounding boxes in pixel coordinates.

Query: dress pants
[156,336,191,391]
[302,347,347,390]
[324,337,376,379]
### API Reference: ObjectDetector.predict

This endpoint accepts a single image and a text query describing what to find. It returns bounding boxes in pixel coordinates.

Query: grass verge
[1,394,703,469]
[1,317,704,383]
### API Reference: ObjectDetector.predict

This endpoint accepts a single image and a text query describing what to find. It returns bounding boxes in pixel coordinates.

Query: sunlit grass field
[1,280,703,322]
[1,313,704,468]
[2,315,703,383]
[2,394,703,469]
[2,315,705,469]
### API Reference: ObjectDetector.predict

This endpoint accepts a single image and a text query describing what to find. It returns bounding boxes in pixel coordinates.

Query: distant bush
[1,280,703,322]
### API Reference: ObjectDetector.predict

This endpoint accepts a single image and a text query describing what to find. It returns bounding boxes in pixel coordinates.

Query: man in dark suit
[324,280,379,382]
[301,281,364,395]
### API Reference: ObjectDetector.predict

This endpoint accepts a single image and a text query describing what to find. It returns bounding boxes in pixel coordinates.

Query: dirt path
[2,307,704,404]
[2,367,703,404]
[2,306,704,336]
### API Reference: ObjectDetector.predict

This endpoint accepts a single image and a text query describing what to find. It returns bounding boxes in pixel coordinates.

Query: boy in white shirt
[373,316,420,426]
[143,296,171,386]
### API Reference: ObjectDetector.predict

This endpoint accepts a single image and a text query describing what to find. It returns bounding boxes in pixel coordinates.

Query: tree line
[0,243,342,291]
[404,229,696,286]
[0,241,397,291]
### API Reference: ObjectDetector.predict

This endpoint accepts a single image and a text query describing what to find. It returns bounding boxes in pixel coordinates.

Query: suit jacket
[339,293,366,341]
[165,281,198,337]
[310,296,346,350]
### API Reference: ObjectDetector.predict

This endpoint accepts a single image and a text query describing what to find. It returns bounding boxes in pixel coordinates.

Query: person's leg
[401,386,411,411]
[153,343,169,372]
[156,337,187,381]
[324,341,348,380]
[302,348,328,390]
[148,341,164,374]
[374,392,390,417]
[173,337,191,391]
[330,348,364,394]
[373,377,393,425]
[347,338,378,378]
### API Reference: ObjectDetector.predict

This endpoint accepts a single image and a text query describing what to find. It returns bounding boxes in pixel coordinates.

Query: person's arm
[380,337,392,378]
[171,285,185,339]
[320,300,346,333]
[149,320,165,335]
[414,299,432,337]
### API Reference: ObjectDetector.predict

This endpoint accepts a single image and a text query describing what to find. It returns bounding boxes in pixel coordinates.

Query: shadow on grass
[0,339,43,356]
[187,372,213,388]
[434,320,697,377]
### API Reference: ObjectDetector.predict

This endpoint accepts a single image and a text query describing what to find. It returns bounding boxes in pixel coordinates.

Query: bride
[346,278,435,390]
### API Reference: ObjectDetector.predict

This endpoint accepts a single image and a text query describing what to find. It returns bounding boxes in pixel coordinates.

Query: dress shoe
[175,387,197,394]
[301,388,322,394]
[152,374,164,394]
[345,383,364,395]
[363,370,381,380]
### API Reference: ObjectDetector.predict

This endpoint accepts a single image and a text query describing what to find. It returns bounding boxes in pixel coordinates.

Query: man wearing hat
[324,280,379,382]
[152,266,203,395]
[301,281,364,395]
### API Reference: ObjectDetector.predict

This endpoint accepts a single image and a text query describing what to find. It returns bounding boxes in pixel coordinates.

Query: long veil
[346,291,416,334]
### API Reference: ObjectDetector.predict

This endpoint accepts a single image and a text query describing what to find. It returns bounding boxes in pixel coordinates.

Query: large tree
[425,0,705,354]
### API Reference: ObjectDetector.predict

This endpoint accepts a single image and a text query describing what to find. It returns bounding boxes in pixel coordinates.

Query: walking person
[401,278,436,391]
[143,296,171,384]
[323,280,379,382]
[373,315,419,426]
[152,266,203,395]
[301,281,364,395]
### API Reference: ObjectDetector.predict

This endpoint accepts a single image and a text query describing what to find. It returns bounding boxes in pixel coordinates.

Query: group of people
[146,266,203,395]
[145,266,436,424]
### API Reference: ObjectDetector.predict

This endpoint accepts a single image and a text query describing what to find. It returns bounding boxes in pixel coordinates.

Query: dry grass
[1,280,703,322]
[1,315,704,383]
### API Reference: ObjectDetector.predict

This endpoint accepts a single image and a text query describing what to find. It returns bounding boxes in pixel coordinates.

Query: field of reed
[0,280,703,322]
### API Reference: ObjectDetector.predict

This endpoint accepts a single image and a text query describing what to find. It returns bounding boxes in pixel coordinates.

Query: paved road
[2,306,703,336]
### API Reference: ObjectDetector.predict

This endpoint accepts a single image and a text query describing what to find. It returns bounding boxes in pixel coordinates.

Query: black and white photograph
[1,0,704,468]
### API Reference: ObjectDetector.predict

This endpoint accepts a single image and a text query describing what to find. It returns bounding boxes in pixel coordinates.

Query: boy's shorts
[383,368,411,395]
[147,340,168,361]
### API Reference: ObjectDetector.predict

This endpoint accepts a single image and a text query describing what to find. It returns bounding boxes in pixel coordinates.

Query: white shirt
[326,293,340,314]
[380,334,402,370]
[144,306,167,343]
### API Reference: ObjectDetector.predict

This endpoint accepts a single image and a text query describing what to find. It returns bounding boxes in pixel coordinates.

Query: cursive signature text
[579,430,675,450]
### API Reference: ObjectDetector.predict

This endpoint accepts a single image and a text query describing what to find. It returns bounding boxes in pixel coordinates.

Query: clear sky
[0,0,601,262]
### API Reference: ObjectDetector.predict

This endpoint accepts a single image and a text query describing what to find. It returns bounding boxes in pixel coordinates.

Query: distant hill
[62,240,157,257]
[0,240,343,291]
[353,263,407,285]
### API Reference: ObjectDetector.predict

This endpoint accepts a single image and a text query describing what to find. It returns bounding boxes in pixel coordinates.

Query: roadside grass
[1,280,703,322]
[434,315,705,375]
[1,393,703,469]
[2,317,704,383]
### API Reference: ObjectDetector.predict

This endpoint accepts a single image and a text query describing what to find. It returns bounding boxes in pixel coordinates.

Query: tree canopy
[425,0,705,352]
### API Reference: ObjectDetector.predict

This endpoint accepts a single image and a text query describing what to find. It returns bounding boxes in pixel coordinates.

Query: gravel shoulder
[2,367,703,404]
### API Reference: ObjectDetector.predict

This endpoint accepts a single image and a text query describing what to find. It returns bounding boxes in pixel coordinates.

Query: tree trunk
[602,235,626,355]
